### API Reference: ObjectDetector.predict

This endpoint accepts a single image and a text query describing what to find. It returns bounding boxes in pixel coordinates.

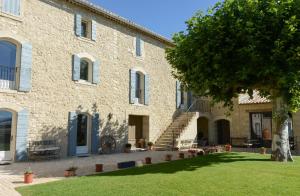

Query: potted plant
[145,157,152,164]
[165,154,172,161]
[260,147,267,154]
[147,142,154,151]
[124,143,132,153]
[178,152,185,159]
[95,164,103,172]
[225,144,232,152]
[64,166,78,177]
[24,167,33,184]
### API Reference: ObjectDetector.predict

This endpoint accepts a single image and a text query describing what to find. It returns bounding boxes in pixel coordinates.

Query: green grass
[17,153,300,196]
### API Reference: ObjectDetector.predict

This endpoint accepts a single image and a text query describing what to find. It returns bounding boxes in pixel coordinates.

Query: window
[136,36,143,57]
[180,84,185,105]
[81,20,89,38]
[135,72,144,104]
[80,59,89,81]
[0,40,17,89]
[1,0,21,16]
[130,69,149,105]
[135,73,141,99]
[75,14,96,41]
[250,112,272,140]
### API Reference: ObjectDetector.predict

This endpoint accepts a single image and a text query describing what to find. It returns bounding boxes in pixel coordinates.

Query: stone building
[0,0,299,163]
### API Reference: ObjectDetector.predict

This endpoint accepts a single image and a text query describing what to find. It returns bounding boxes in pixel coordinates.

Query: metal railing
[0,65,17,89]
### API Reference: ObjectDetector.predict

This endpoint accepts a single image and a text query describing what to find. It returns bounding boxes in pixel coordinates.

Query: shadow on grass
[92,152,270,177]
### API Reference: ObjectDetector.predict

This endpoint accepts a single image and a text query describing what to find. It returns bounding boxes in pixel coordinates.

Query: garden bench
[28,140,61,160]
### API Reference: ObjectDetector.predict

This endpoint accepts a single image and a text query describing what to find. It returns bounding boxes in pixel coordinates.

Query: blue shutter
[16,109,29,161]
[19,43,32,92]
[144,74,149,105]
[68,112,77,156]
[136,37,141,56]
[72,55,80,81]
[176,81,181,108]
[92,60,100,84]
[130,69,136,104]
[2,0,20,16]
[91,113,100,154]
[75,14,82,36]
[91,20,97,41]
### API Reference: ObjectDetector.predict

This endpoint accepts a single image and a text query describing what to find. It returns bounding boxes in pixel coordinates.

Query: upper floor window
[72,53,100,85]
[135,36,144,57]
[0,40,17,89]
[0,38,32,92]
[75,14,96,41]
[80,59,91,81]
[1,0,21,16]
[130,69,149,105]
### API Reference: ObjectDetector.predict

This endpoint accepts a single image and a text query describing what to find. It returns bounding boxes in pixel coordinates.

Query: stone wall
[0,0,177,158]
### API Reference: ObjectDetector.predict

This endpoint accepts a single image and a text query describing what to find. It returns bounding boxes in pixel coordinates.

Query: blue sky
[90,0,220,39]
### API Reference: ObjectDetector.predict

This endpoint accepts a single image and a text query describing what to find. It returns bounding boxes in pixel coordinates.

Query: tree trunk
[271,97,293,162]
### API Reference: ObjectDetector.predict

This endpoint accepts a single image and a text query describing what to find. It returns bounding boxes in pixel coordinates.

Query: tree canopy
[166,0,300,112]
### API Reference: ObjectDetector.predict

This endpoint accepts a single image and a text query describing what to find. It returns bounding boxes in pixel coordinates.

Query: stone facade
[0,0,177,160]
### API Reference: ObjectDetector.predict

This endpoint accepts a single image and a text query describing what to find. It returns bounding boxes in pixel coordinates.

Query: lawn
[17,152,300,196]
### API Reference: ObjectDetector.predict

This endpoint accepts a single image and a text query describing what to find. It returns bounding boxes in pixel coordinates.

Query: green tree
[166,0,300,162]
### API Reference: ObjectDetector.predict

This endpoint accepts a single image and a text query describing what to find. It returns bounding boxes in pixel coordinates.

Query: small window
[135,73,141,98]
[135,72,144,104]
[136,36,143,57]
[80,59,92,82]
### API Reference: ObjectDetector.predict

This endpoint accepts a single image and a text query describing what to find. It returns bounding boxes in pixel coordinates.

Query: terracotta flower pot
[24,173,33,184]
[64,170,76,177]
[145,157,152,164]
[165,154,172,161]
[225,145,232,152]
[95,164,103,172]
[178,152,185,159]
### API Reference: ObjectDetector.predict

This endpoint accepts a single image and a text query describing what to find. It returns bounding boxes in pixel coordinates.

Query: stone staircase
[154,112,196,151]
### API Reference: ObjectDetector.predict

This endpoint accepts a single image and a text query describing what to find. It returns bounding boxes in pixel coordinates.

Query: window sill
[75,80,96,86]
[0,12,22,22]
[0,88,21,94]
[77,36,95,44]
[132,103,146,107]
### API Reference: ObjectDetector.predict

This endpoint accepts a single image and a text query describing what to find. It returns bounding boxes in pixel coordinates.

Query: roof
[67,0,174,46]
[238,91,271,105]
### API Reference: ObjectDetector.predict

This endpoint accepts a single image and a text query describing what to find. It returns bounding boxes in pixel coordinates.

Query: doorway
[128,115,149,148]
[216,119,230,145]
[76,114,91,155]
[0,110,13,161]
[197,117,209,146]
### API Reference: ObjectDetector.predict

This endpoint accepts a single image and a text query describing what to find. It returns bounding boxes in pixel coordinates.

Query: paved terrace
[0,151,184,195]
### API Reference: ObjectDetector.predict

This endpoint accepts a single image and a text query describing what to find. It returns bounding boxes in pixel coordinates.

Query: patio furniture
[28,140,60,160]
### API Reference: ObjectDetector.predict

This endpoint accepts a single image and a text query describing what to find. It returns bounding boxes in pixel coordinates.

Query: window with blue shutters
[135,36,143,57]
[75,14,97,41]
[0,39,32,92]
[130,69,149,105]
[72,54,100,85]
[1,0,21,16]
